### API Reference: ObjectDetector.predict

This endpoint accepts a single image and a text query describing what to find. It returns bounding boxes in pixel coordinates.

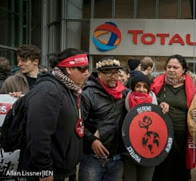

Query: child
[125,73,168,113]
[124,73,169,181]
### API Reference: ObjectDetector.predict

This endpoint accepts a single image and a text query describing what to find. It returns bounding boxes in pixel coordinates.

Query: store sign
[89,19,196,57]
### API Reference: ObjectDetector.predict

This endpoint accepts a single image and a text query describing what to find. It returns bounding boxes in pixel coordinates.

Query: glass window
[159,0,178,19]
[0,48,17,67]
[116,0,134,18]
[81,21,90,53]
[137,0,156,18]
[83,0,91,19]
[48,23,61,54]
[94,0,113,18]
[188,62,196,73]
[181,0,192,19]
[0,0,30,47]
[48,0,61,23]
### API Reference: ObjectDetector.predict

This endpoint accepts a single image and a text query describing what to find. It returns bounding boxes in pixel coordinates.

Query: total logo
[93,22,122,52]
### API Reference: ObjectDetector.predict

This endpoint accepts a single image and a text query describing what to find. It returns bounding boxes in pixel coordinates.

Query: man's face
[66,66,89,86]
[98,68,120,88]
[17,56,39,74]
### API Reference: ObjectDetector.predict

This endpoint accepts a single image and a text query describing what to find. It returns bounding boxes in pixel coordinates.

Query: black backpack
[0,93,29,152]
[0,76,62,152]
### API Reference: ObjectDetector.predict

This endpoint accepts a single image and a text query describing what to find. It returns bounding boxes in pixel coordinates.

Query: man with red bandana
[18,48,89,181]
[79,57,129,181]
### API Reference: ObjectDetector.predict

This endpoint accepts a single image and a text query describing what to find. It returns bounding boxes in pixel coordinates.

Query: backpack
[0,76,63,152]
[0,93,29,152]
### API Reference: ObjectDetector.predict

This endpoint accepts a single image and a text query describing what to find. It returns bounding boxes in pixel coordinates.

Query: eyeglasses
[75,66,89,73]
[100,70,120,77]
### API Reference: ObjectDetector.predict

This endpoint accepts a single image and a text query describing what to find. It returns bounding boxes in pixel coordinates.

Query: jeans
[79,154,124,181]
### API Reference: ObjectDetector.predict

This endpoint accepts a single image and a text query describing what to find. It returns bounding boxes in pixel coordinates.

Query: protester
[128,58,141,78]
[0,45,43,181]
[0,44,46,97]
[140,57,155,80]
[119,67,131,88]
[151,54,196,181]
[79,57,129,181]
[0,57,11,89]
[124,73,169,181]
[18,48,89,181]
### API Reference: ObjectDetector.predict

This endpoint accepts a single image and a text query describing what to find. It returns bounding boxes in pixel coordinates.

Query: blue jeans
[79,154,124,181]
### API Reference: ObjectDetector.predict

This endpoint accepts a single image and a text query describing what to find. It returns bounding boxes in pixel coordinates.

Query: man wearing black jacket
[79,57,129,181]
[18,48,89,181]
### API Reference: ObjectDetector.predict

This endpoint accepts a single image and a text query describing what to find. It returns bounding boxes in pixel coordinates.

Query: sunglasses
[75,66,89,73]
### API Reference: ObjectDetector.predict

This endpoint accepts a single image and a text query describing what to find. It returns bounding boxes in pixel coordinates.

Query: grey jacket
[0,70,30,94]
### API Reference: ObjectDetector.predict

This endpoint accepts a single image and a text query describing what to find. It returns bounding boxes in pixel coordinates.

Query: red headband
[57,54,88,67]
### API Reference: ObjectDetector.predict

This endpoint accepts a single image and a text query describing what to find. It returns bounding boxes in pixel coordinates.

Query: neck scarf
[128,91,152,108]
[97,78,126,99]
[52,67,82,96]
[165,74,185,86]
[151,73,196,169]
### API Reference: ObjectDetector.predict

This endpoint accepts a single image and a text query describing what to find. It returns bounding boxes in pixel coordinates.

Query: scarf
[98,78,126,99]
[151,73,196,169]
[128,91,152,108]
[165,74,185,86]
[52,67,82,96]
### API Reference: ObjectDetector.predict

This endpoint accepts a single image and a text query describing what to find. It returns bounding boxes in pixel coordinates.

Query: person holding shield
[124,73,169,181]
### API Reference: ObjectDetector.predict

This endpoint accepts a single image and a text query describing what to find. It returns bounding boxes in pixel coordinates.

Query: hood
[36,71,66,88]
[130,70,142,78]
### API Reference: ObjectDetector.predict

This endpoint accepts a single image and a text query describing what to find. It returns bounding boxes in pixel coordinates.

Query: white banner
[0,95,20,177]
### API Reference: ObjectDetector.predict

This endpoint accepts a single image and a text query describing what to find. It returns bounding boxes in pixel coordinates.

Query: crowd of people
[0,44,196,181]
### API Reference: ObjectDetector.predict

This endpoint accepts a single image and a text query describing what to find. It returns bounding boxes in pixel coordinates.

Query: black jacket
[82,72,129,156]
[19,72,83,177]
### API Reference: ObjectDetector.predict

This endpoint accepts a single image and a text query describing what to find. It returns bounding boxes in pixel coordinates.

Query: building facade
[0,0,195,73]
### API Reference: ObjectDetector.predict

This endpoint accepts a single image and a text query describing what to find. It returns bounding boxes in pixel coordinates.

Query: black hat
[131,73,151,91]
[96,57,123,71]
[128,59,140,71]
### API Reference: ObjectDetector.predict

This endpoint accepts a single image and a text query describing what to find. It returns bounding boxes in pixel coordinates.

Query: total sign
[89,19,196,57]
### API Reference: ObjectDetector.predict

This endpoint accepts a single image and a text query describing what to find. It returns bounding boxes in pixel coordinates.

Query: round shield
[122,103,173,167]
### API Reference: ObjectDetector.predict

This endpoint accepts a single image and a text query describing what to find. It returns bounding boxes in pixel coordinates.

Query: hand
[9,91,22,98]
[159,102,169,114]
[190,108,196,120]
[40,176,54,181]
[91,139,109,159]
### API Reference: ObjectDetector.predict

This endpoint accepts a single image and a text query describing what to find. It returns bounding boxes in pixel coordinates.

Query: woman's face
[134,82,149,94]
[166,58,185,80]
[119,70,130,86]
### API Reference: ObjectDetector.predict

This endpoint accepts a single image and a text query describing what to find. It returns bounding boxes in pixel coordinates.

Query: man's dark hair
[0,57,11,76]
[49,48,85,68]
[17,44,41,62]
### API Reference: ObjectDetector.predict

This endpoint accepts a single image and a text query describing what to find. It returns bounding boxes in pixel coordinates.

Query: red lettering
[156,33,169,45]
[128,30,143,44]
[186,34,196,45]
[141,33,156,45]
[169,33,185,45]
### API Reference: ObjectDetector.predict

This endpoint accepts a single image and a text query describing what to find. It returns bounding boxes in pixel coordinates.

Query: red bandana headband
[57,54,88,67]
